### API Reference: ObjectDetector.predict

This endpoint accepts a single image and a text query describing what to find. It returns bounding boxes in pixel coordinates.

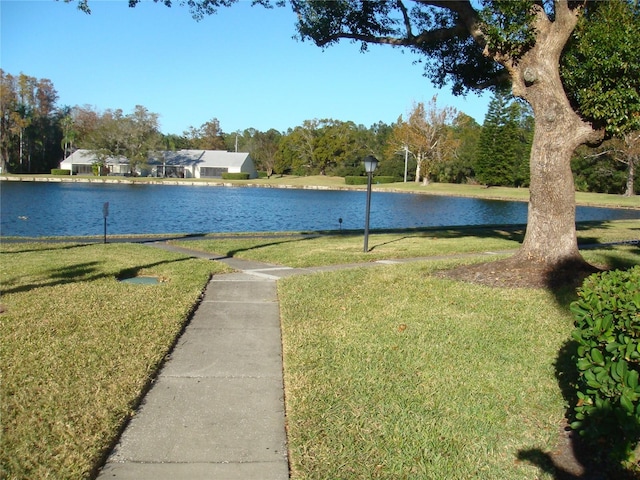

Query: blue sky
[1,0,492,135]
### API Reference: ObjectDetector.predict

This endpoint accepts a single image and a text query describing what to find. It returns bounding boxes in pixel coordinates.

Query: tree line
[1,68,637,195]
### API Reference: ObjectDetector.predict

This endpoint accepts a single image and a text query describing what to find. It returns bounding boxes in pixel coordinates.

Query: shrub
[374,176,398,184]
[345,176,368,185]
[51,169,70,175]
[571,266,640,463]
[344,176,398,185]
[221,172,250,180]
[92,163,109,176]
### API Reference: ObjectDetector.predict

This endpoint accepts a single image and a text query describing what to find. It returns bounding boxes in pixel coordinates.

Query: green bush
[571,266,640,463]
[374,175,398,184]
[51,169,70,175]
[344,176,398,185]
[344,176,368,185]
[92,163,109,176]
[221,172,250,180]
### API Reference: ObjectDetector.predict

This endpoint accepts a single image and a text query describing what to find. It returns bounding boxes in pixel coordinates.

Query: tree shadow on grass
[1,253,194,296]
[365,225,527,253]
[581,242,640,271]
[0,242,95,254]
[517,340,640,479]
[204,234,320,260]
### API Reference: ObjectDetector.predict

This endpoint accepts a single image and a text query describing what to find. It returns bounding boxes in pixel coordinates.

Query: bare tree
[388,97,458,185]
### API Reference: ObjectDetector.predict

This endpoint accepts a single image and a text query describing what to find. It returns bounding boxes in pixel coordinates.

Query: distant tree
[60,112,78,159]
[71,105,101,143]
[123,105,162,174]
[572,132,640,195]
[273,120,392,177]
[273,138,293,175]
[350,122,393,176]
[0,70,62,173]
[571,144,630,195]
[252,129,282,177]
[314,120,367,176]
[79,108,125,172]
[433,113,481,184]
[277,120,320,175]
[227,128,263,153]
[0,71,15,172]
[388,97,458,185]
[30,77,61,172]
[161,133,192,151]
[476,90,532,187]
[81,105,162,175]
[184,118,226,150]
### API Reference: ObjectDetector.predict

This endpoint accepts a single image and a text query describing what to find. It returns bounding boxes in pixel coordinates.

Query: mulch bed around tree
[434,256,600,290]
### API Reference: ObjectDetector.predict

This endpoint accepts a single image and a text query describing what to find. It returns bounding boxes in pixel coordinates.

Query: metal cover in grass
[119,276,162,285]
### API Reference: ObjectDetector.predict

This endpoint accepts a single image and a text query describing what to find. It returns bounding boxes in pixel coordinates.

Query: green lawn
[280,260,570,479]
[170,220,640,268]
[0,243,231,479]
[1,221,639,479]
[279,245,640,479]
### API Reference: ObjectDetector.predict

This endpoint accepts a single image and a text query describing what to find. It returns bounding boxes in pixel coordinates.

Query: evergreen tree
[476,91,532,187]
[476,90,513,186]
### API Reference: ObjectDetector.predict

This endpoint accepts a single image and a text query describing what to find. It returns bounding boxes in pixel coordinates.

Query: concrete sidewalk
[96,243,513,479]
[97,253,299,479]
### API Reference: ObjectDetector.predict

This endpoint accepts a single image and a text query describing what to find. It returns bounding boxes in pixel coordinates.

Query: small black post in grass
[102,202,109,244]
[362,155,378,253]
[338,217,343,231]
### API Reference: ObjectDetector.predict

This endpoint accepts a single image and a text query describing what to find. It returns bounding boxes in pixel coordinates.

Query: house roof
[62,149,127,165]
[153,150,251,168]
[61,149,252,168]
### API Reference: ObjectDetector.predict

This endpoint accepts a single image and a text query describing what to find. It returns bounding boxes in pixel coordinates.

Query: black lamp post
[363,155,379,252]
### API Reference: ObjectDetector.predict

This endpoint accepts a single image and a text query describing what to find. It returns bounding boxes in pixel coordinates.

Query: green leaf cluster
[571,266,640,463]
[478,0,537,60]
[562,0,640,137]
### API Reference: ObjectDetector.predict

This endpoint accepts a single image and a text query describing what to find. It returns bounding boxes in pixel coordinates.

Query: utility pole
[403,145,410,183]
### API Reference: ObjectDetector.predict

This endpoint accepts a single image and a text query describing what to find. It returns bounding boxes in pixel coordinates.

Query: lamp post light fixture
[363,155,379,252]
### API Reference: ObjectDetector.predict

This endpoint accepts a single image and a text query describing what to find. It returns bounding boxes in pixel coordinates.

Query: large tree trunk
[515,119,582,265]
[504,3,604,270]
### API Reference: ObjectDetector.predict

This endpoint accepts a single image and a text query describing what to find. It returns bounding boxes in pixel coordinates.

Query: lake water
[1,181,639,237]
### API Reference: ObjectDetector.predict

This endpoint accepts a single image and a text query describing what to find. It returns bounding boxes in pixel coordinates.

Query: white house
[59,149,258,179]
